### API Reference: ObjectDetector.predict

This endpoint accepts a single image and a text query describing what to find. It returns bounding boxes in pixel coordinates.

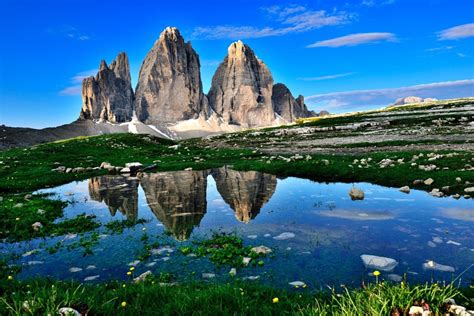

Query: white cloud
[192,6,352,40]
[306,79,474,112]
[48,25,91,41]
[200,59,221,67]
[59,69,97,96]
[361,0,395,6]
[438,23,474,40]
[307,32,397,48]
[426,46,454,52]
[298,72,355,81]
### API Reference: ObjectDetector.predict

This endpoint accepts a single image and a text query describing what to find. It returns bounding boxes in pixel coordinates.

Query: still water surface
[6,167,474,287]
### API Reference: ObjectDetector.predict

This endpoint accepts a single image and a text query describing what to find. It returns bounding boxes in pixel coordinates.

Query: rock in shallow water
[349,187,364,200]
[251,245,272,255]
[360,254,398,272]
[273,232,295,240]
[423,260,455,272]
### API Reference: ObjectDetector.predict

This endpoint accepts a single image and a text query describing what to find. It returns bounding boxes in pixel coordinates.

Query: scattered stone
[464,187,474,193]
[128,260,140,267]
[27,261,44,265]
[31,222,43,231]
[432,237,443,244]
[399,186,410,194]
[456,177,462,182]
[429,188,444,197]
[360,254,398,272]
[427,241,437,248]
[86,265,96,270]
[58,307,81,316]
[202,273,216,279]
[247,235,257,239]
[251,246,272,255]
[273,232,295,240]
[22,249,39,257]
[146,262,157,267]
[453,194,461,200]
[413,179,424,186]
[37,209,46,215]
[424,178,434,185]
[84,275,100,281]
[409,306,424,315]
[349,187,365,200]
[134,270,153,283]
[289,281,306,287]
[423,260,455,272]
[69,267,83,273]
[120,167,131,174]
[242,257,252,266]
[184,167,193,171]
[386,274,403,282]
[229,268,237,277]
[150,246,174,255]
[243,276,260,281]
[447,240,461,246]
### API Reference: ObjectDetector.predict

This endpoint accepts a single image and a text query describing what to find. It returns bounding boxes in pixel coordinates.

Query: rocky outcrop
[134,27,208,124]
[88,175,139,221]
[80,52,134,122]
[211,167,277,223]
[139,170,208,240]
[393,96,438,106]
[272,83,315,121]
[208,41,275,127]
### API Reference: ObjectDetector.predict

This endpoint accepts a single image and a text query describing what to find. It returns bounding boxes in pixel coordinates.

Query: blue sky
[1,0,473,128]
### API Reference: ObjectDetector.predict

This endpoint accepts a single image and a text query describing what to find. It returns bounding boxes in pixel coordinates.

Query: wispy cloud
[361,0,396,7]
[192,5,352,40]
[306,79,474,112]
[438,23,474,40]
[426,46,454,52]
[298,72,356,81]
[48,26,91,41]
[307,32,397,48]
[59,69,97,96]
[200,59,222,67]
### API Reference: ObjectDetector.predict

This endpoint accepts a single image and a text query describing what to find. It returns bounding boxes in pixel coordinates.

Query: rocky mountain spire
[272,83,315,122]
[134,27,208,124]
[80,52,134,123]
[208,40,275,127]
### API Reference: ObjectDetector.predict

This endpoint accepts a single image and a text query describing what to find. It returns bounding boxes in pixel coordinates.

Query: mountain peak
[160,26,181,41]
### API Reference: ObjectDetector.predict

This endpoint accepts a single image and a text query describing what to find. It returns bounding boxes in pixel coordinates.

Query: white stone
[134,270,153,283]
[360,254,398,272]
[423,260,455,272]
[273,232,295,240]
[69,267,82,273]
[424,178,434,185]
[84,275,100,281]
[202,273,215,279]
[399,186,410,193]
[242,257,251,266]
[229,268,237,276]
[289,281,306,287]
[251,245,273,255]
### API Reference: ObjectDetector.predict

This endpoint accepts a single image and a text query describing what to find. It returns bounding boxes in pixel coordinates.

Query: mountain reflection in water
[87,167,277,240]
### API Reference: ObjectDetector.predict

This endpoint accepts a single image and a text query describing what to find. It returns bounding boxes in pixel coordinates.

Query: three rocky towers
[80,27,314,128]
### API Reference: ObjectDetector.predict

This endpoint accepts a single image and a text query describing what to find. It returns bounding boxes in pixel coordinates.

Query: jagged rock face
[88,175,139,221]
[211,167,277,223]
[272,83,314,121]
[139,171,208,241]
[80,52,134,123]
[135,27,208,124]
[208,41,275,127]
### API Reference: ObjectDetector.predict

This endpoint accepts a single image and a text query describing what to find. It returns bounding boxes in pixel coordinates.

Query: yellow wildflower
[15,217,20,221]
[121,301,127,308]
[7,275,13,280]
[130,267,135,271]
[373,270,380,276]
[122,284,126,288]
[272,297,279,303]
[127,271,132,276]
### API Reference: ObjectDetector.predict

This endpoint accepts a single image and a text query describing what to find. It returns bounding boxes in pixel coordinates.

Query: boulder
[422,260,455,272]
[360,254,398,272]
[251,245,272,255]
[399,186,410,194]
[133,270,153,283]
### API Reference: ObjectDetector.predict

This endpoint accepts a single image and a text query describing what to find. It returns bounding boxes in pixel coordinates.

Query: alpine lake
[4,167,473,288]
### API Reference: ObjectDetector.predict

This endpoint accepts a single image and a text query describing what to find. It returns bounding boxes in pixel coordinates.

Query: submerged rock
[289,281,306,287]
[134,270,153,283]
[68,267,83,273]
[251,245,272,255]
[84,275,100,281]
[202,273,216,279]
[423,260,455,272]
[386,274,403,282]
[360,254,398,272]
[273,232,295,240]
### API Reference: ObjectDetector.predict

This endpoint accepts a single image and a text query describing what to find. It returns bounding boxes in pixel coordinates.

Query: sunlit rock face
[80,52,134,122]
[139,170,208,241]
[272,83,315,122]
[211,166,277,223]
[88,175,139,221]
[134,27,209,124]
[208,41,275,127]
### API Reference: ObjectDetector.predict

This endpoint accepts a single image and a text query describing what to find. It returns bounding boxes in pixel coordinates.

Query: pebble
[128,260,141,267]
[247,235,257,239]
[69,267,82,273]
[289,281,306,287]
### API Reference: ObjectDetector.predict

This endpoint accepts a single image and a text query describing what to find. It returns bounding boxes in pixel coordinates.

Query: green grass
[0,277,471,315]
